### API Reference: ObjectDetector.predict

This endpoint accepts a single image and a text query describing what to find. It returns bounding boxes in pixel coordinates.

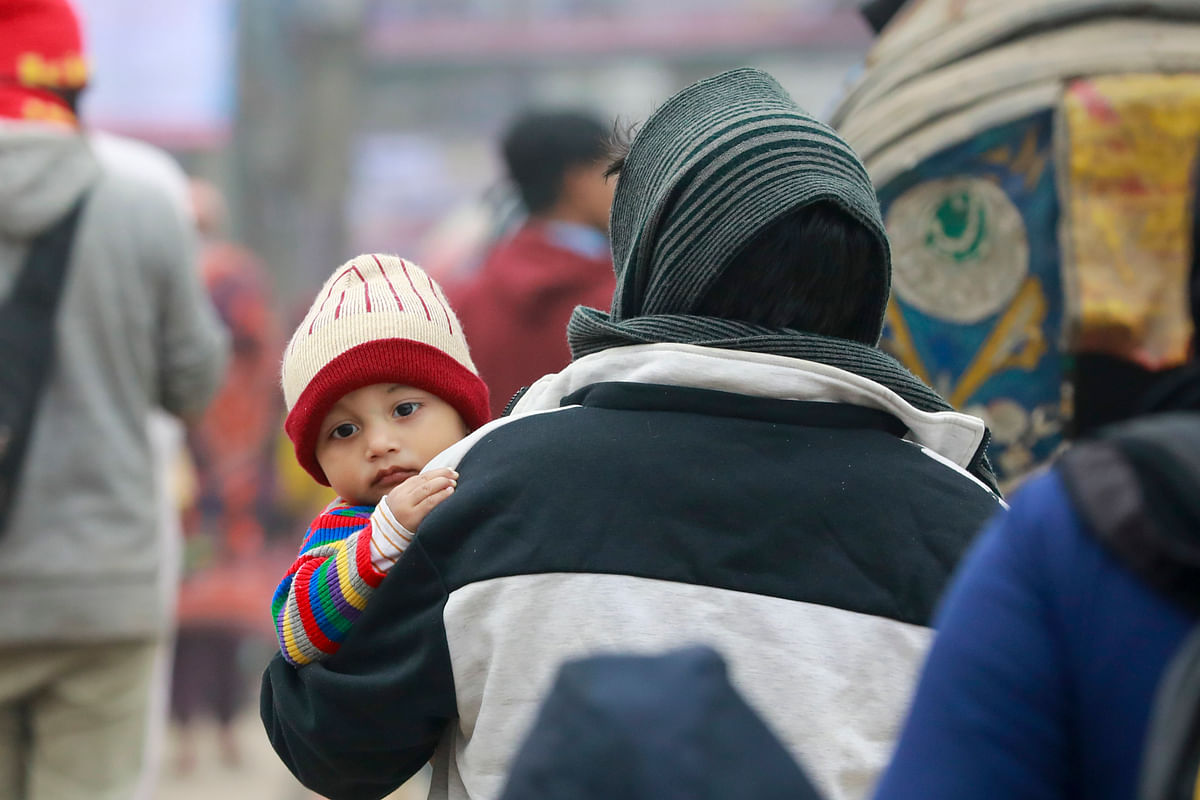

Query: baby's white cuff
[368,499,416,572]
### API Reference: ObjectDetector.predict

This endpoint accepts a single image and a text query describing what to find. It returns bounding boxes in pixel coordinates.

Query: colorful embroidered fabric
[832,3,1200,488]
[878,112,1065,483]
[1062,74,1200,369]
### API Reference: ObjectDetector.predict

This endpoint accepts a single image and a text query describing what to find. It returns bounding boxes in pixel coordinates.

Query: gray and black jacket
[262,343,1003,800]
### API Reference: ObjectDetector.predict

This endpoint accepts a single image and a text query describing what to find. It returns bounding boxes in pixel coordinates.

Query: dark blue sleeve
[873,471,1074,800]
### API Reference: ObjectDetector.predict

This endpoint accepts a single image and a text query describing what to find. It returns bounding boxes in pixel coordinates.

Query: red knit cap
[282,254,491,485]
[0,0,88,126]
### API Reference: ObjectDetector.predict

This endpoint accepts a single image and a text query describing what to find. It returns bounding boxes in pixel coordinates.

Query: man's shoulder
[979,468,1164,618]
[87,133,192,235]
[438,388,1000,530]
[425,405,578,474]
[90,133,188,204]
[415,392,992,627]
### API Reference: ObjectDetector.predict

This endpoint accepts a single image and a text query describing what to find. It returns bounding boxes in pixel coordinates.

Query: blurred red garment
[177,240,286,634]
[449,221,613,416]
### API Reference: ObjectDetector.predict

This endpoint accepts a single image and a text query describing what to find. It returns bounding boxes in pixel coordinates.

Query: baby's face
[315,383,469,506]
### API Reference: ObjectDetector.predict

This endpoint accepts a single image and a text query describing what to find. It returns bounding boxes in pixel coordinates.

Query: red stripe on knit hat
[285,338,490,485]
[311,276,338,333]
[427,273,454,333]
[400,259,432,321]
[318,265,370,328]
[373,255,404,311]
[333,266,370,320]
[359,267,372,311]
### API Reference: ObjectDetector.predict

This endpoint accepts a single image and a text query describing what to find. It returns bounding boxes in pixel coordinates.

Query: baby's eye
[330,422,358,440]
[394,402,421,418]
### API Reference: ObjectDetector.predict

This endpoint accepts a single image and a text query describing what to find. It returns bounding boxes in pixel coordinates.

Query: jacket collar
[512,343,988,470]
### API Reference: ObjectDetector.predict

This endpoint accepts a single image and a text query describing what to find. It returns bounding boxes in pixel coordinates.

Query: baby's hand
[385,468,458,532]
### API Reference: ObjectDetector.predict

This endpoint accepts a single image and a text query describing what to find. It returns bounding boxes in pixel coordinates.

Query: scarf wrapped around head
[567,68,998,491]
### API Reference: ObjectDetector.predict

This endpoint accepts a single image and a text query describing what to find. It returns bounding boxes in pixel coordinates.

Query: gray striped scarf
[567,68,997,489]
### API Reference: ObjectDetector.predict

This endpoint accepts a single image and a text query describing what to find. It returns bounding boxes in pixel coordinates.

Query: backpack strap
[1058,413,1200,615]
[0,194,89,528]
[1139,625,1200,800]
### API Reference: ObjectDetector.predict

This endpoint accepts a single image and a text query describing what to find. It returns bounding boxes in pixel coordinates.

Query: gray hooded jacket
[0,123,227,644]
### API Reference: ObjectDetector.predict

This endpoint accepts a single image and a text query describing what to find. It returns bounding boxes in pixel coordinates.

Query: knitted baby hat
[282,254,490,485]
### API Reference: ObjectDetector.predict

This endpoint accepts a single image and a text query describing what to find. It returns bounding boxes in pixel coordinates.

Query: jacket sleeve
[272,501,420,665]
[261,535,456,800]
[146,191,229,418]
[872,478,1069,800]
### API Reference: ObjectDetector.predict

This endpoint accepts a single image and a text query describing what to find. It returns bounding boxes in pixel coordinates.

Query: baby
[271,254,490,665]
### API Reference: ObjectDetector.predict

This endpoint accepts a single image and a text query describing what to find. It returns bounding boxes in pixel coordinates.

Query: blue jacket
[875,450,1197,800]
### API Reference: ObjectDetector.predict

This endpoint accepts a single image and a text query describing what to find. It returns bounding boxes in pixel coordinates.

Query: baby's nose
[365,429,400,455]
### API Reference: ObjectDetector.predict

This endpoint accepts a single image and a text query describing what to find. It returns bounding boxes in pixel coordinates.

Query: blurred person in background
[261,68,1003,800]
[168,178,283,775]
[0,2,227,799]
[449,108,615,417]
[417,181,524,286]
[872,409,1200,800]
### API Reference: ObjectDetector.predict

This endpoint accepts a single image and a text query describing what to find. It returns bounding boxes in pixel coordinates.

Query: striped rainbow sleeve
[271,500,390,666]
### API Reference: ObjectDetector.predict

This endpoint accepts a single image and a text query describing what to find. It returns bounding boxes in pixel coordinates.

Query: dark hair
[57,87,82,115]
[860,0,912,33]
[604,120,638,179]
[0,82,83,114]
[501,110,609,215]
[693,203,887,343]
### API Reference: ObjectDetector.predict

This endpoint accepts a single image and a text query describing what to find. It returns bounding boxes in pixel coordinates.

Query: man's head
[502,109,614,232]
[281,254,490,487]
[0,0,88,126]
[604,68,891,345]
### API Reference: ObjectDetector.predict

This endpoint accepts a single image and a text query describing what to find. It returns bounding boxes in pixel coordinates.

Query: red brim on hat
[285,338,491,485]
[0,85,76,125]
[0,0,87,123]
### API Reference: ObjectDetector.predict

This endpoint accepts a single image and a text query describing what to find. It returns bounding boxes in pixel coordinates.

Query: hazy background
[62,4,875,795]
[73,0,872,309]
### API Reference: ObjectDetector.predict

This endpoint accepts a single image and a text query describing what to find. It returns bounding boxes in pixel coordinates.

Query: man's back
[0,127,227,644]
[421,381,998,799]
[874,414,1200,800]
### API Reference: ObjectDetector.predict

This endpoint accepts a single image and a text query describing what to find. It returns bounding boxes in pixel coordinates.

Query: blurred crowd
[1,1,1199,800]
